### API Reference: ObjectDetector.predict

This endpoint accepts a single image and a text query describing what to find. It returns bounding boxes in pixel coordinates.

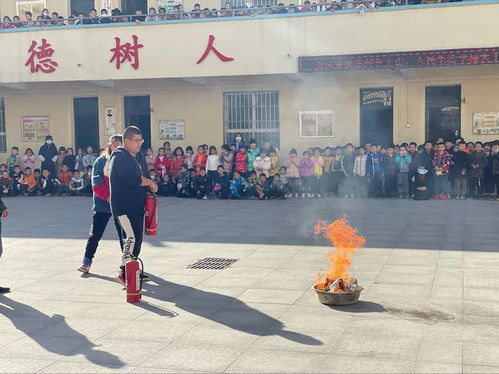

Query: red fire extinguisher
[125,257,144,303]
[145,193,158,236]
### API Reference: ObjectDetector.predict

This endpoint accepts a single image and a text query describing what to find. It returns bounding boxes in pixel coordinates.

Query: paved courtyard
[0,196,499,373]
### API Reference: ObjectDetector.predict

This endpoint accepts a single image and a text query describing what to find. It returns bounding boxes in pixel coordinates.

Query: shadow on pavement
[140,274,323,346]
[0,296,124,368]
[328,300,386,313]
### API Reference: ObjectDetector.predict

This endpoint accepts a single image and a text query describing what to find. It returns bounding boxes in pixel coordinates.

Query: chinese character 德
[196,35,234,64]
[110,35,144,70]
[25,39,58,73]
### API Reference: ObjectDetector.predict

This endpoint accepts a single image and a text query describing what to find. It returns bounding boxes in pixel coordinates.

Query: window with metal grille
[223,91,280,148]
[0,99,6,153]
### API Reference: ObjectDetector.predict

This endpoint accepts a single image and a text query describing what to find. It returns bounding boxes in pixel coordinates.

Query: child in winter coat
[230,171,250,199]
[270,173,287,199]
[432,143,451,199]
[468,142,489,199]
[170,147,186,180]
[159,174,177,197]
[354,147,368,198]
[206,146,221,191]
[311,148,324,197]
[268,149,280,182]
[6,147,19,173]
[0,171,12,197]
[154,147,171,177]
[81,166,93,196]
[450,142,469,199]
[253,174,270,200]
[331,147,344,196]
[383,146,398,198]
[366,145,384,198]
[145,148,156,171]
[176,164,191,197]
[340,144,355,198]
[285,149,301,198]
[75,148,85,173]
[193,145,208,173]
[185,146,195,170]
[22,167,38,196]
[246,139,260,174]
[38,169,59,196]
[300,151,314,198]
[82,146,97,169]
[10,165,23,196]
[235,146,248,176]
[221,145,234,175]
[213,165,230,199]
[394,145,412,198]
[69,170,84,196]
[57,164,73,196]
[193,168,209,199]
[414,166,431,200]
[21,148,36,171]
[253,150,271,177]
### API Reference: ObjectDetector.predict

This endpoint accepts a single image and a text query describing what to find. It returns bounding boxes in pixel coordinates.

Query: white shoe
[316,194,321,198]
[302,193,306,198]
[203,196,207,200]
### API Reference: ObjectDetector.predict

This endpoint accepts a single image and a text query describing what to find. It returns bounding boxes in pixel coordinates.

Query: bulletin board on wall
[21,116,51,142]
[299,110,335,138]
[472,112,499,135]
[159,120,185,140]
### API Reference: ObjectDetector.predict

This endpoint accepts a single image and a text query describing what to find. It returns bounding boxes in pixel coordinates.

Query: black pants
[207,170,217,192]
[117,213,144,267]
[84,212,124,260]
[469,177,483,198]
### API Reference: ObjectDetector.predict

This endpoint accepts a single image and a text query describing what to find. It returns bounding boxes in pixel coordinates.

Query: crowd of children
[2,134,499,200]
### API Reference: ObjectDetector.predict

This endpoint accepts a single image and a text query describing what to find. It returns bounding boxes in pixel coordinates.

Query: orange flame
[314,218,365,291]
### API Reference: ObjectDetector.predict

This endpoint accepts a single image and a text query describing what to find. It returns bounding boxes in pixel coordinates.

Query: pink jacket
[22,154,36,170]
[300,158,314,177]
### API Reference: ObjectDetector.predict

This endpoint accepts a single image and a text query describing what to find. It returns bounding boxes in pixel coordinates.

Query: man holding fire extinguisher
[110,126,157,285]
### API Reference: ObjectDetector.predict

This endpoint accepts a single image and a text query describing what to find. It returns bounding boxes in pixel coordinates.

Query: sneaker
[0,286,10,294]
[316,194,321,198]
[440,194,449,200]
[433,195,440,200]
[140,274,150,282]
[77,257,92,274]
[117,269,126,285]
[350,193,355,199]
[202,196,207,200]
[301,193,305,198]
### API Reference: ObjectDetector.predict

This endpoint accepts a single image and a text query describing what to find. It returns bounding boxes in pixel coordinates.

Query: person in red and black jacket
[77,135,124,274]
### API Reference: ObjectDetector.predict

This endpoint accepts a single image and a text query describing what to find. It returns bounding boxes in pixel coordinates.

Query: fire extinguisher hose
[137,257,144,294]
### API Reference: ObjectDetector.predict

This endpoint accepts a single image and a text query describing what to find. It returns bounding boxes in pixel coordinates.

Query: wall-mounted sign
[472,112,499,135]
[299,110,335,138]
[104,106,116,135]
[159,120,185,140]
[299,47,499,72]
[21,116,51,142]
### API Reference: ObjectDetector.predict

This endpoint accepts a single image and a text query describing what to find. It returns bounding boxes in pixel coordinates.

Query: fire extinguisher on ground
[126,257,144,303]
[145,193,158,236]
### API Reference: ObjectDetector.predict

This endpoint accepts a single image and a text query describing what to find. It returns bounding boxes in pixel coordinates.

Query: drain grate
[187,257,239,270]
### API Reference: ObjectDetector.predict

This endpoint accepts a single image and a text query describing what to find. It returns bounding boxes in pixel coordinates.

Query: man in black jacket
[418,141,436,195]
[110,126,157,283]
[0,196,9,293]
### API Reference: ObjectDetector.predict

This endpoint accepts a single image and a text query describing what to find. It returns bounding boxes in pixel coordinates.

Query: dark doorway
[70,0,95,15]
[425,86,461,142]
[124,96,151,150]
[121,0,147,14]
[360,88,393,147]
[73,97,99,152]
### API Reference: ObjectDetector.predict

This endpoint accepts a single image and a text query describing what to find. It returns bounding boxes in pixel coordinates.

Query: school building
[1,0,499,156]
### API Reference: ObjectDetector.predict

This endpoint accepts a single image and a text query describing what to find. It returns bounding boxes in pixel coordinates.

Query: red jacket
[154,156,170,175]
[58,171,73,186]
[170,156,185,178]
[193,153,207,172]
[235,152,248,173]
[432,151,451,175]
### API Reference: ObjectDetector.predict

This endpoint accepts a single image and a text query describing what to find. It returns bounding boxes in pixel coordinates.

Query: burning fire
[314,218,366,292]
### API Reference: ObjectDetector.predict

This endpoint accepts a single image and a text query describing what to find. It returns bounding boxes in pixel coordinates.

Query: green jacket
[246,147,260,172]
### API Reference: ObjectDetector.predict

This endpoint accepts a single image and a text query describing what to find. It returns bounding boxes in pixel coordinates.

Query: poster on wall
[299,110,335,137]
[104,106,116,135]
[101,0,112,12]
[21,116,51,142]
[159,120,185,140]
[158,0,178,12]
[472,112,499,135]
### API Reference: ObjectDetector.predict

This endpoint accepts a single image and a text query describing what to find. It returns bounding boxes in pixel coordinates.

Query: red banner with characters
[298,47,499,72]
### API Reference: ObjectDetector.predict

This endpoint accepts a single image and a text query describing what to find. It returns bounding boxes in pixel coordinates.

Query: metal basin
[313,285,363,306]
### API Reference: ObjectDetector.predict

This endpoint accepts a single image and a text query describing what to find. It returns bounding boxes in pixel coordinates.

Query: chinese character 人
[110,35,144,70]
[196,35,234,64]
[25,39,58,73]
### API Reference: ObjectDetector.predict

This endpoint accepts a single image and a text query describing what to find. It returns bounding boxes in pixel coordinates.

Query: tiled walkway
[0,197,498,373]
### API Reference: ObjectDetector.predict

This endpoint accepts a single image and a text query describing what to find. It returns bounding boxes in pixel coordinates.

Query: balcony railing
[0,0,490,32]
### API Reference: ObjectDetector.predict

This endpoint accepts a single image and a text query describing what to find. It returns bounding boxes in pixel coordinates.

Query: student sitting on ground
[58,164,73,196]
[230,171,250,199]
[194,168,209,199]
[159,174,177,197]
[81,165,93,196]
[10,165,24,197]
[213,165,230,199]
[0,171,12,197]
[270,173,287,199]
[69,170,84,196]
[252,174,271,200]
[38,169,59,196]
[414,166,431,200]
[21,167,38,196]
[176,165,191,197]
